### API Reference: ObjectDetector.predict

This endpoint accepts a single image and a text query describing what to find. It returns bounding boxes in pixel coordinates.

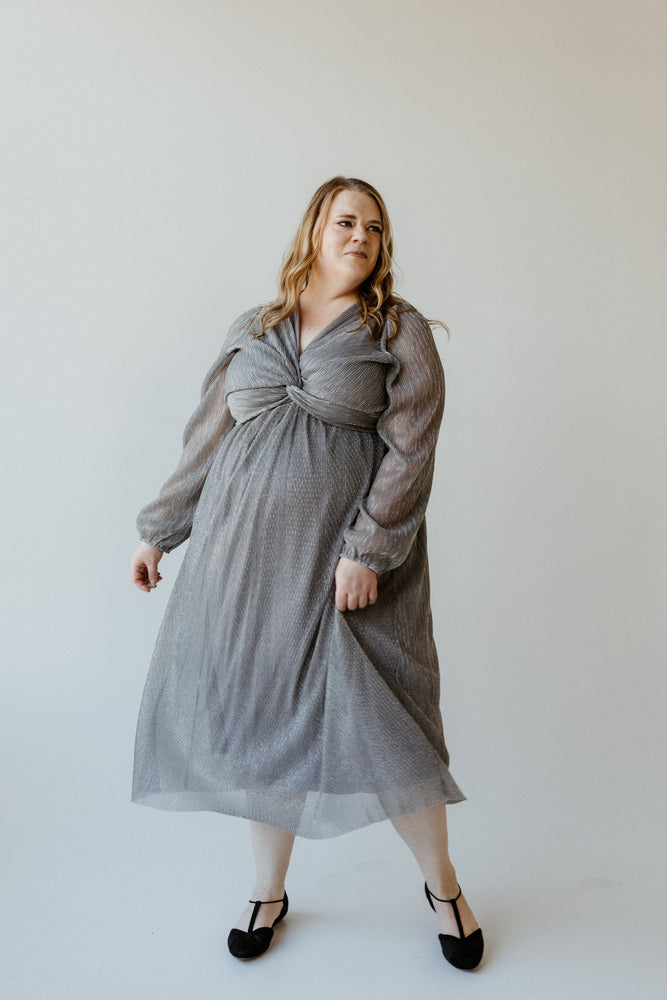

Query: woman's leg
[233,820,296,930]
[390,803,480,937]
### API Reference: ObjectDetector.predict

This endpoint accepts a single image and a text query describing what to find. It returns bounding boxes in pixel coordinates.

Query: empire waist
[225,384,383,433]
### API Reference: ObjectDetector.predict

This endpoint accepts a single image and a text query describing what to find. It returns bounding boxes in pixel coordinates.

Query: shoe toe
[438,928,484,970]
[227,926,274,959]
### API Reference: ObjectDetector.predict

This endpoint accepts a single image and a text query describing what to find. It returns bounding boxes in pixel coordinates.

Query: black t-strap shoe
[227,892,289,960]
[424,882,484,970]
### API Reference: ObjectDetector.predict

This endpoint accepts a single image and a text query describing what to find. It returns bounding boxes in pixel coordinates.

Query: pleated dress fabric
[132,300,466,839]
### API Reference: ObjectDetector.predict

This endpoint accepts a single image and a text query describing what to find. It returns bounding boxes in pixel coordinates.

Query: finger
[334,581,346,612]
[131,563,148,591]
[347,594,358,611]
[357,593,368,609]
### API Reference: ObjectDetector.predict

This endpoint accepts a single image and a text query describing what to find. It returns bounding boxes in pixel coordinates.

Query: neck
[299,271,359,313]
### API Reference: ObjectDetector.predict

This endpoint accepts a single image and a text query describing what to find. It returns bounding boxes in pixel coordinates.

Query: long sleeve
[339,306,446,575]
[135,307,256,553]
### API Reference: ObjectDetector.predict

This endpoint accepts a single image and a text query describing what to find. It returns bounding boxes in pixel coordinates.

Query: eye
[337,220,382,233]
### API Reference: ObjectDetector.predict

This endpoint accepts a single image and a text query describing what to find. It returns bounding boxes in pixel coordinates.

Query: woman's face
[313,189,383,290]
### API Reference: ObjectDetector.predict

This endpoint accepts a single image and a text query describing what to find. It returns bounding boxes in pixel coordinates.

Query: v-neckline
[293,301,359,358]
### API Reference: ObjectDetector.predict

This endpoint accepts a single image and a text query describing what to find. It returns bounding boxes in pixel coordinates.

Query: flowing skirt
[131,400,465,838]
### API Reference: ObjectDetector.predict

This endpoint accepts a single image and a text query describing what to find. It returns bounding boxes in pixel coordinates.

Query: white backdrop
[2,2,665,998]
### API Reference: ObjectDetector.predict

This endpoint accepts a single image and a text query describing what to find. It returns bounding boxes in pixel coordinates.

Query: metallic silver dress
[132,300,465,838]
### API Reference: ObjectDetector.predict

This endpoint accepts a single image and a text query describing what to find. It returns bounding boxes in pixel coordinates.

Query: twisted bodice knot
[223,311,395,433]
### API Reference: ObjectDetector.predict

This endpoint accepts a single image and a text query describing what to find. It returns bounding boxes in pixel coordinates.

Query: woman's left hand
[334,557,378,612]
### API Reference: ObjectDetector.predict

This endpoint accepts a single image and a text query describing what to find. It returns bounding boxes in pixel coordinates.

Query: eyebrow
[336,213,383,226]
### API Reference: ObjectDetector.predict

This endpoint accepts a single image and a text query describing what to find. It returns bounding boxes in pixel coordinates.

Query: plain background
[2,1,665,997]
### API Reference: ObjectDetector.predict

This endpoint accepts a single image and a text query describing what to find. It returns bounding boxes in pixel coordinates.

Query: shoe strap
[246,895,285,934]
[425,881,462,904]
[424,882,465,939]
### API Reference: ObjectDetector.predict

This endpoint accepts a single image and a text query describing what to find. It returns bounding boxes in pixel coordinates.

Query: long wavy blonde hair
[250,175,450,342]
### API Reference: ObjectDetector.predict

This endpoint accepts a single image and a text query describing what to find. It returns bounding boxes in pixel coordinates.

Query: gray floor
[3,742,664,1000]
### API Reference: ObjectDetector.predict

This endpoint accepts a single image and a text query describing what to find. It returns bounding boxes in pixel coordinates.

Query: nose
[351,225,369,244]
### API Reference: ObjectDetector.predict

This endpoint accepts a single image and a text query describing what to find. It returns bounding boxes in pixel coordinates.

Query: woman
[129,176,483,970]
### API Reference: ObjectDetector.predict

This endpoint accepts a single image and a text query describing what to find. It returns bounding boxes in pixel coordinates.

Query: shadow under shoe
[424,882,484,971]
[227,893,289,960]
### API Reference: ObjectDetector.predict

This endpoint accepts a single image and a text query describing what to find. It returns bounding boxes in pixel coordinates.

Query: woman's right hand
[131,542,164,592]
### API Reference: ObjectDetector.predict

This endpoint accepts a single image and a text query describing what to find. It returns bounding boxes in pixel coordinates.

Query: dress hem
[130,781,467,840]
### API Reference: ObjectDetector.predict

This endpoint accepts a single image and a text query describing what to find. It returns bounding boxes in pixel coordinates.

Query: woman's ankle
[251,882,286,899]
[427,865,459,899]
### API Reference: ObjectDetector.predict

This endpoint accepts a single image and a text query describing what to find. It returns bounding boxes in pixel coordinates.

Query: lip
[346,251,368,258]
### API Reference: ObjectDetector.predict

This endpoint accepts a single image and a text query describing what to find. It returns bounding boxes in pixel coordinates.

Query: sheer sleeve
[339,306,446,575]
[135,307,256,553]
